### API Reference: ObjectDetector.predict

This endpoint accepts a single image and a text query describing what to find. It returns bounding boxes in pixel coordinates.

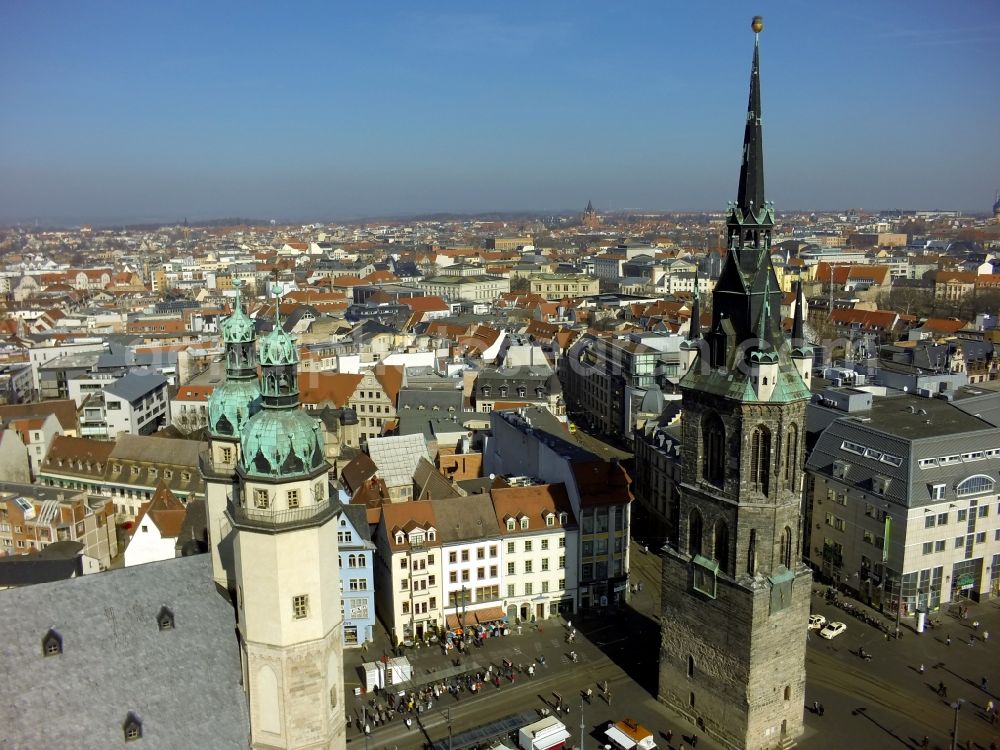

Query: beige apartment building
[528,273,599,300]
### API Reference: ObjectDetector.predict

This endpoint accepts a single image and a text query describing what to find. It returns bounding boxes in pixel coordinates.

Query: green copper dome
[208,379,262,438]
[240,408,326,478]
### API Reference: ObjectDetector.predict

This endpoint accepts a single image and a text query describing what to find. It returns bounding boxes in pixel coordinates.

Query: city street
[344,542,1000,749]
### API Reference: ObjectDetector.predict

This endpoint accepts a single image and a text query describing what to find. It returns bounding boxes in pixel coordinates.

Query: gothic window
[688,508,703,557]
[701,413,725,486]
[784,424,799,490]
[747,528,757,576]
[780,526,793,569]
[713,519,729,574]
[749,425,771,497]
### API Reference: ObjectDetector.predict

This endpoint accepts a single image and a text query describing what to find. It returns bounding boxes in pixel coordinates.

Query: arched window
[747,529,757,576]
[688,508,703,557]
[749,425,771,497]
[780,526,793,569]
[687,655,695,678]
[956,475,995,497]
[702,413,725,486]
[713,519,729,574]
[784,424,799,490]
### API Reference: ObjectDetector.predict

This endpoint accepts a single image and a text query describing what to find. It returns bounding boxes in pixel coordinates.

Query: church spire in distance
[737,16,765,216]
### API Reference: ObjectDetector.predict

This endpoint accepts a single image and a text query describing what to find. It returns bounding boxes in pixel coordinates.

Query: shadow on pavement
[574,602,660,695]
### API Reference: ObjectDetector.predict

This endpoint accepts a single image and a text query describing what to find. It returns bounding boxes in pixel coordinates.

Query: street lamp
[950,698,965,750]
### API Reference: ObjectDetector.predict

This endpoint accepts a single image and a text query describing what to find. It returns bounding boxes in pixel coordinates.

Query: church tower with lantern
[658,18,813,750]
[230,292,346,750]
[203,278,263,593]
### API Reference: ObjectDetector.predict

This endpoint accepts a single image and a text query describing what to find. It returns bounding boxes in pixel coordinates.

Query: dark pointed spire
[586,199,594,213]
[791,280,805,342]
[688,270,702,341]
[736,19,765,217]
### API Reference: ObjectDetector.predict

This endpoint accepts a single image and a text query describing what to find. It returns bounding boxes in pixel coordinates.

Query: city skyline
[2,1,999,223]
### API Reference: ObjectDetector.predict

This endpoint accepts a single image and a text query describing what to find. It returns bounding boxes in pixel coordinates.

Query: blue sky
[1,1,998,223]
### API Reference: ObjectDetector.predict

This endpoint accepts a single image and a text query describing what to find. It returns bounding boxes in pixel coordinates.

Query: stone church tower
[230,295,346,750]
[203,279,263,593]
[659,18,814,750]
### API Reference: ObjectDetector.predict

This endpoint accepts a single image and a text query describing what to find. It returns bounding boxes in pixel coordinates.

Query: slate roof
[103,370,168,402]
[0,555,250,748]
[413,457,464,500]
[431,494,500,542]
[806,395,1000,508]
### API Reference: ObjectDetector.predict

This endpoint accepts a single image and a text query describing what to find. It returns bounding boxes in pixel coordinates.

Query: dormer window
[517,387,526,398]
[131,466,140,476]
[123,712,143,742]
[559,512,568,525]
[427,530,436,541]
[520,517,529,530]
[149,468,157,479]
[157,606,175,631]
[506,519,516,531]
[395,532,405,545]
[42,628,62,657]
[113,464,121,474]
[872,476,891,496]
[181,472,190,481]
[482,387,491,398]
[545,513,555,527]
[499,386,508,398]
[832,460,850,480]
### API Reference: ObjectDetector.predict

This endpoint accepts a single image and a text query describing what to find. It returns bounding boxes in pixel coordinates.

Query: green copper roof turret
[239,286,327,479]
[208,279,262,438]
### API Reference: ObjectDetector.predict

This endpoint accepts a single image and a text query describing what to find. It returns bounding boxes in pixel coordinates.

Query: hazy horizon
[2,1,998,224]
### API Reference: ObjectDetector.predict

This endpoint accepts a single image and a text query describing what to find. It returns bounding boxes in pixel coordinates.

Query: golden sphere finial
[752,16,764,33]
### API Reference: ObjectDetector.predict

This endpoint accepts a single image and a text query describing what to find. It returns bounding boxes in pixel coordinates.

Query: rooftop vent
[123,712,143,742]
[42,628,62,657]
[156,605,175,631]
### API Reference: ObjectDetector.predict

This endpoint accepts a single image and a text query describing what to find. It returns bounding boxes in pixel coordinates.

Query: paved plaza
[344,542,1000,749]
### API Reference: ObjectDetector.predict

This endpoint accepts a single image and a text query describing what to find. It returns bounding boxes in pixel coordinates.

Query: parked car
[808,614,827,630]
[819,621,847,640]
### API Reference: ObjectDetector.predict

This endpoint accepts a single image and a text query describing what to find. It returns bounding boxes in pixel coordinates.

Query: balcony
[227,496,337,533]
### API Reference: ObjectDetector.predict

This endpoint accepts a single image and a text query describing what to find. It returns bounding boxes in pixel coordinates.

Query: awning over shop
[445,613,465,631]
[474,606,507,624]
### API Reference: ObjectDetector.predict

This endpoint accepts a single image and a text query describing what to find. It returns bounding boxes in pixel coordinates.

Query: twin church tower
[202,281,346,750]
[660,17,812,750]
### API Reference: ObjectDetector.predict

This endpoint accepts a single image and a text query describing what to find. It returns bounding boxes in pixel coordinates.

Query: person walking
[919,663,925,675]
[946,634,952,646]
[981,676,989,691]
[937,681,947,697]
[984,630,990,642]
[818,703,825,716]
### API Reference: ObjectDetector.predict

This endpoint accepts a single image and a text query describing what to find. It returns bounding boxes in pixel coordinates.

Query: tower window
[254,489,270,509]
[701,413,725,486]
[780,526,793,570]
[750,425,772,497]
[221,447,232,464]
[713,519,729,575]
[292,594,309,620]
[687,655,695,678]
[688,508,704,557]
[287,489,300,509]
